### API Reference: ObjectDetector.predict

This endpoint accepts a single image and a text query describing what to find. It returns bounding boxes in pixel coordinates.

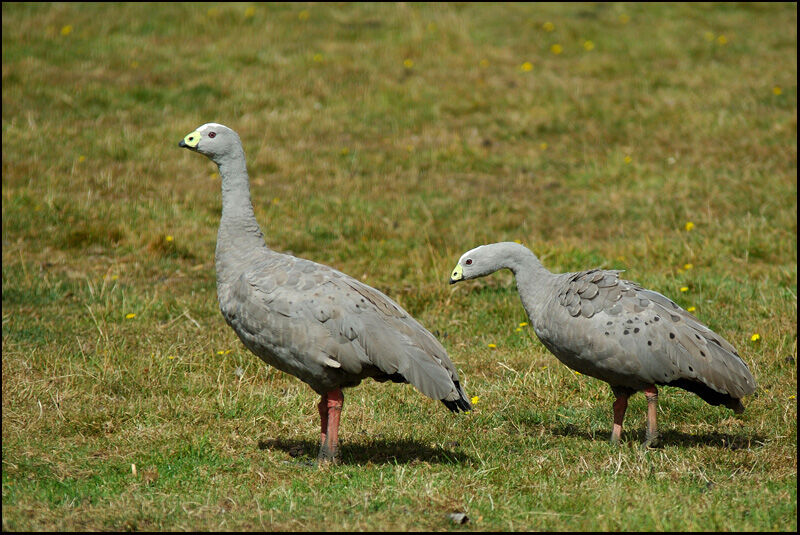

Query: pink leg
[611,388,630,444]
[643,385,660,447]
[317,394,329,447]
[317,389,344,463]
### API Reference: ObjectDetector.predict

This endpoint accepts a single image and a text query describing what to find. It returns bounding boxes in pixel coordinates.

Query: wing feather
[219,253,469,407]
[550,269,756,400]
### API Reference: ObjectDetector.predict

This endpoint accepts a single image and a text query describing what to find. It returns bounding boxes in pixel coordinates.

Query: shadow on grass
[547,423,763,450]
[258,437,474,466]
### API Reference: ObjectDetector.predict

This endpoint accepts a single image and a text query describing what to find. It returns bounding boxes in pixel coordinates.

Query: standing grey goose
[179,123,471,462]
[449,242,756,446]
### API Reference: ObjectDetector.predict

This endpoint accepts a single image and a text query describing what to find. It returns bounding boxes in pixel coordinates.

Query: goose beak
[449,263,463,285]
[179,130,202,150]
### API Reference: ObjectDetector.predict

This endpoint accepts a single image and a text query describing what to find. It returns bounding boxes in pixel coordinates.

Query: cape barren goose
[449,241,755,446]
[179,123,470,462]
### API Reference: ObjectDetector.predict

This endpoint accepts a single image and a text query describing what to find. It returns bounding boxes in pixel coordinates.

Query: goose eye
[465,259,473,266]
[208,132,216,138]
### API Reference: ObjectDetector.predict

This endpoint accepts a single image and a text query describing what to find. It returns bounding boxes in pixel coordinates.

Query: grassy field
[2,2,796,531]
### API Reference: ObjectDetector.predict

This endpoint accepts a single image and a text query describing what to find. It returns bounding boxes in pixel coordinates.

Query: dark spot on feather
[648,340,652,346]
[671,314,680,322]
[688,366,694,372]
[669,332,675,339]
[700,351,706,357]
[654,316,660,321]
[634,328,640,333]
[695,334,701,340]
[626,319,633,324]
[623,330,629,335]
[607,321,612,326]
[605,332,609,336]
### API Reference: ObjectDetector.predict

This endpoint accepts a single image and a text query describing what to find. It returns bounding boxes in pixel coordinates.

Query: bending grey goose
[179,123,470,462]
[449,242,756,446]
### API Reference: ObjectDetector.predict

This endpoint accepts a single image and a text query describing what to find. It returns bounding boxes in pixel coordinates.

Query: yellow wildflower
[125,313,136,319]
[60,25,73,36]
[574,371,582,376]
[704,31,715,41]
[244,6,256,18]
[550,44,563,55]
[687,306,696,312]
[515,328,522,332]
[168,355,176,360]
[717,35,728,45]
[479,58,489,68]
[583,40,595,51]
[78,155,86,163]
[471,396,480,405]
[165,235,173,242]
[750,333,761,342]
[514,239,522,244]
[298,10,310,20]
[487,343,497,349]
[789,395,796,400]
[403,58,414,69]
[684,221,695,231]
[519,322,528,327]
[539,142,548,150]
[542,21,555,32]
[773,86,782,96]
[313,53,323,63]
[211,172,219,180]
[520,61,533,72]
[680,286,689,293]
[684,263,693,270]
[623,155,632,164]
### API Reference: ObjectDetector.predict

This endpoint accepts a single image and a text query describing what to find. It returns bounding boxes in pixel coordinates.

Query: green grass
[2,2,796,531]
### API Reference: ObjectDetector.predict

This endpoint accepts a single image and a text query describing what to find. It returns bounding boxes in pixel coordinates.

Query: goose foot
[642,431,661,449]
[315,389,344,464]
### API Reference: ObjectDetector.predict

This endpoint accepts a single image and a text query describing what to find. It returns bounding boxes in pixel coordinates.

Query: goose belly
[534,321,651,391]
